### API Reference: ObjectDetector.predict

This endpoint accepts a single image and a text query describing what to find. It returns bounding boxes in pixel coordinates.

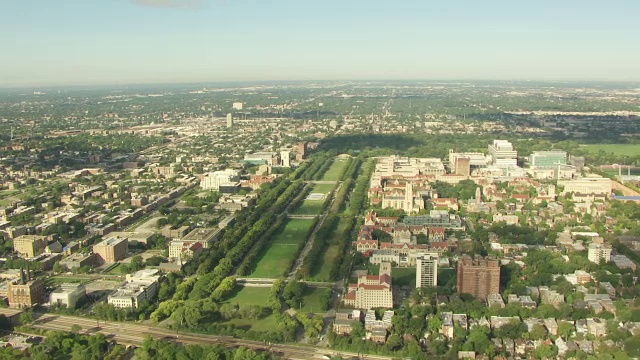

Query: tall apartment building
[416,254,439,288]
[226,113,233,128]
[530,151,567,169]
[280,150,291,167]
[296,142,308,160]
[13,235,46,258]
[344,263,393,309]
[488,140,517,168]
[457,256,501,300]
[588,243,612,264]
[232,102,243,110]
[93,236,128,264]
[454,157,471,177]
[8,269,44,308]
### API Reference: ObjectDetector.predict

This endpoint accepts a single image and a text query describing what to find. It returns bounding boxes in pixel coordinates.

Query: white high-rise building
[232,102,243,110]
[488,140,518,168]
[280,150,291,168]
[416,254,439,288]
[226,113,233,128]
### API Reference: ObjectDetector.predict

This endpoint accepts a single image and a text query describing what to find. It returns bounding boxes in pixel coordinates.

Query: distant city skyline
[2,0,640,87]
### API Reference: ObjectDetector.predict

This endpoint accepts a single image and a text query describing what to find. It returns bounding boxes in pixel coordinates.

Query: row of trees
[136,336,274,360]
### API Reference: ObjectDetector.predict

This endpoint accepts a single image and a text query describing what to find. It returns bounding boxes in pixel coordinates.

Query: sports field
[249,219,316,278]
[583,143,640,156]
[321,158,350,181]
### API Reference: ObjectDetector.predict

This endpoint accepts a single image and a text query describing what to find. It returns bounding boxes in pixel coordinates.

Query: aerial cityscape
[1,1,640,360]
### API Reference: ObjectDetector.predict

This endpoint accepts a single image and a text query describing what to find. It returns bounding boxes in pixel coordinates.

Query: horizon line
[1,78,639,90]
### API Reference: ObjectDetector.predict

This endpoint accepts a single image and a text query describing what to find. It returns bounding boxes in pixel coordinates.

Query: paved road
[0,309,393,360]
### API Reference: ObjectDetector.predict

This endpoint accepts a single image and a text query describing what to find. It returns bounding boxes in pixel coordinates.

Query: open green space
[219,286,281,331]
[249,219,315,278]
[292,201,325,216]
[392,267,416,287]
[104,263,129,275]
[312,216,352,282]
[311,183,337,194]
[299,286,332,314]
[224,286,272,306]
[583,143,640,156]
[44,276,88,287]
[291,183,335,216]
[321,159,350,181]
[219,314,279,332]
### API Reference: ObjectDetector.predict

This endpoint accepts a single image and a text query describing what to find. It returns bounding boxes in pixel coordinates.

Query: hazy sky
[1,0,639,86]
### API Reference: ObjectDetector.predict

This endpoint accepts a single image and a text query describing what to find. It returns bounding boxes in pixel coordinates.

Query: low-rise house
[368,328,387,343]
[586,318,607,337]
[441,312,454,338]
[490,316,520,329]
[575,319,588,335]
[333,309,362,335]
[540,288,565,307]
[544,318,558,336]
[556,338,568,356]
[507,294,537,308]
[600,282,616,298]
[487,294,505,308]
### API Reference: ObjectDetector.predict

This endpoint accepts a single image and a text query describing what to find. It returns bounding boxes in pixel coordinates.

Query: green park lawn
[249,219,315,278]
[583,143,640,156]
[299,287,332,314]
[311,183,336,194]
[224,286,272,307]
[321,159,349,181]
[312,216,352,282]
[44,276,88,287]
[220,286,278,332]
[104,263,129,275]
[292,200,325,216]
[291,183,335,216]
[392,267,416,287]
[220,315,279,332]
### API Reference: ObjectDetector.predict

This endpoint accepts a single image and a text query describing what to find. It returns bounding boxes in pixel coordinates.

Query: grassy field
[219,286,280,331]
[321,158,350,181]
[311,183,336,194]
[104,263,129,275]
[393,267,416,287]
[292,200,325,216]
[44,276,88,287]
[292,183,335,216]
[583,143,640,156]
[249,219,315,278]
[224,286,272,306]
[312,216,353,282]
[220,314,279,332]
[299,287,331,314]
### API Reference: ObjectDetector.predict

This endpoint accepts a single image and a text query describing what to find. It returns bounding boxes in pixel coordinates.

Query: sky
[1,0,639,86]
